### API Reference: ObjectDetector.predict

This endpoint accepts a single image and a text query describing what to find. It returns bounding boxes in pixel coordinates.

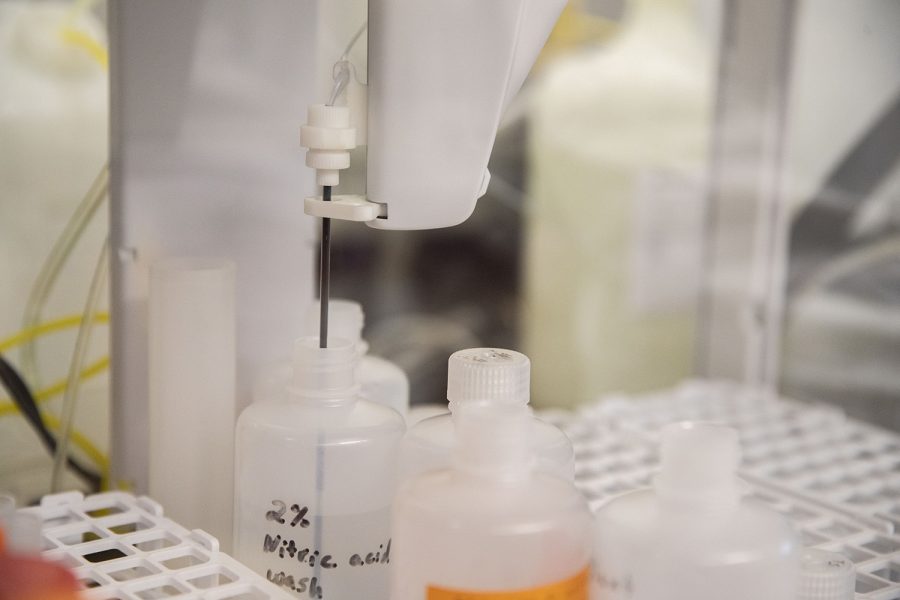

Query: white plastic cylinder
[234,336,405,600]
[391,402,592,600]
[593,422,799,600]
[148,258,236,550]
[399,348,574,481]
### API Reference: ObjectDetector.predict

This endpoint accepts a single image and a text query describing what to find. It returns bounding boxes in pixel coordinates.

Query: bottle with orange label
[390,354,592,600]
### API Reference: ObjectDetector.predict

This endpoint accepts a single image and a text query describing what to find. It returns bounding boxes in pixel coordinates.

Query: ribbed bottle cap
[798,549,855,600]
[655,422,741,505]
[289,336,359,400]
[447,348,530,406]
[305,299,365,348]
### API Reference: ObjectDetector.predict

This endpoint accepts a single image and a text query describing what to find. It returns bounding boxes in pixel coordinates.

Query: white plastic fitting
[447,348,531,407]
[300,104,356,187]
[303,194,384,221]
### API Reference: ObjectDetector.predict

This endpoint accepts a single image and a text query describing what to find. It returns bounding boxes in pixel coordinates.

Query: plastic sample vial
[234,337,405,600]
[391,402,593,600]
[797,549,855,600]
[399,348,574,482]
[255,300,409,417]
[593,422,799,600]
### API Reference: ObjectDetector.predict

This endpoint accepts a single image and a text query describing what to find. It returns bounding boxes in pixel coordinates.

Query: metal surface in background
[109,0,318,491]
[697,0,797,387]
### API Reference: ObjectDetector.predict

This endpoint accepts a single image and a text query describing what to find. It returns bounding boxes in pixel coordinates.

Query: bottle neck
[451,405,534,483]
[285,385,360,407]
[287,336,360,407]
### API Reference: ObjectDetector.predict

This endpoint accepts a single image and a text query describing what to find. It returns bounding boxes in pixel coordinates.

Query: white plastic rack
[547,380,900,599]
[23,491,293,600]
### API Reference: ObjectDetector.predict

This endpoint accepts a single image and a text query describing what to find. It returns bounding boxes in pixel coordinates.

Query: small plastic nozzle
[305,299,365,350]
[289,336,360,400]
[798,549,856,600]
[452,402,533,479]
[654,422,741,506]
[447,348,530,407]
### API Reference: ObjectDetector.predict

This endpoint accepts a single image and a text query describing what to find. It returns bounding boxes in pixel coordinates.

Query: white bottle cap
[447,348,530,407]
[452,402,533,479]
[798,549,856,600]
[654,422,741,505]
[305,299,367,352]
[288,336,360,401]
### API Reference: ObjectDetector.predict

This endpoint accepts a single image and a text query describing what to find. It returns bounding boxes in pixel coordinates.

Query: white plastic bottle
[593,422,799,600]
[399,348,574,482]
[391,402,593,600]
[255,300,409,417]
[234,337,405,600]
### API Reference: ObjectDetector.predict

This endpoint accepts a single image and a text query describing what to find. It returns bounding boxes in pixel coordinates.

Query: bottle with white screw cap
[798,549,855,600]
[234,337,405,600]
[398,348,574,482]
[253,299,409,418]
[391,401,593,600]
[593,422,799,600]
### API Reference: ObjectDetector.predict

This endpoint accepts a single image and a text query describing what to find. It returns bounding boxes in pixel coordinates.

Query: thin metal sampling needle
[319,185,332,348]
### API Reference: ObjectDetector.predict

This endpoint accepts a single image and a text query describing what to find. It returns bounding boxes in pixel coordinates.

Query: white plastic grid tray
[23,491,293,600]
[543,381,900,599]
[574,380,900,532]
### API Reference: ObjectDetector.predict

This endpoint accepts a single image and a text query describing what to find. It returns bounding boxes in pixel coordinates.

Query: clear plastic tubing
[254,299,409,418]
[399,348,574,482]
[391,402,593,600]
[593,422,799,600]
[148,258,236,550]
[234,336,405,600]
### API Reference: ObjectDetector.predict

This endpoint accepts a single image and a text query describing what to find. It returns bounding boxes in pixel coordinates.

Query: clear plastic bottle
[391,402,593,600]
[234,337,405,600]
[593,422,799,600]
[399,348,574,482]
[255,300,409,418]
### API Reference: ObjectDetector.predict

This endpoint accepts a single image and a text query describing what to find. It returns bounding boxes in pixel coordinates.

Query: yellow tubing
[0,313,109,354]
[60,0,108,70]
[0,314,111,485]
[60,27,108,70]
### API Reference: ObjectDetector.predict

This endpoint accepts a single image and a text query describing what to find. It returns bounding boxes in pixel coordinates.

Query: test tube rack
[21,491,293,600]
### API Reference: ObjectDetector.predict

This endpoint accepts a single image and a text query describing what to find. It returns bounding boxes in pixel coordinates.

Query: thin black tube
[0,353,101,490]
[319,186,332,348]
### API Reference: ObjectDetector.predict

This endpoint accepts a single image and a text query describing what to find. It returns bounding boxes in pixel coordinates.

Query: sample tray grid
[548,380,900,599]
[23,491,293,600]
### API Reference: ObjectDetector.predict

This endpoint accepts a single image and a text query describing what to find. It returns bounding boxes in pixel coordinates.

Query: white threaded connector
[288,336,360,401]
[798,549,856,600]
[300,104,356,187]
[447,348,530,407]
